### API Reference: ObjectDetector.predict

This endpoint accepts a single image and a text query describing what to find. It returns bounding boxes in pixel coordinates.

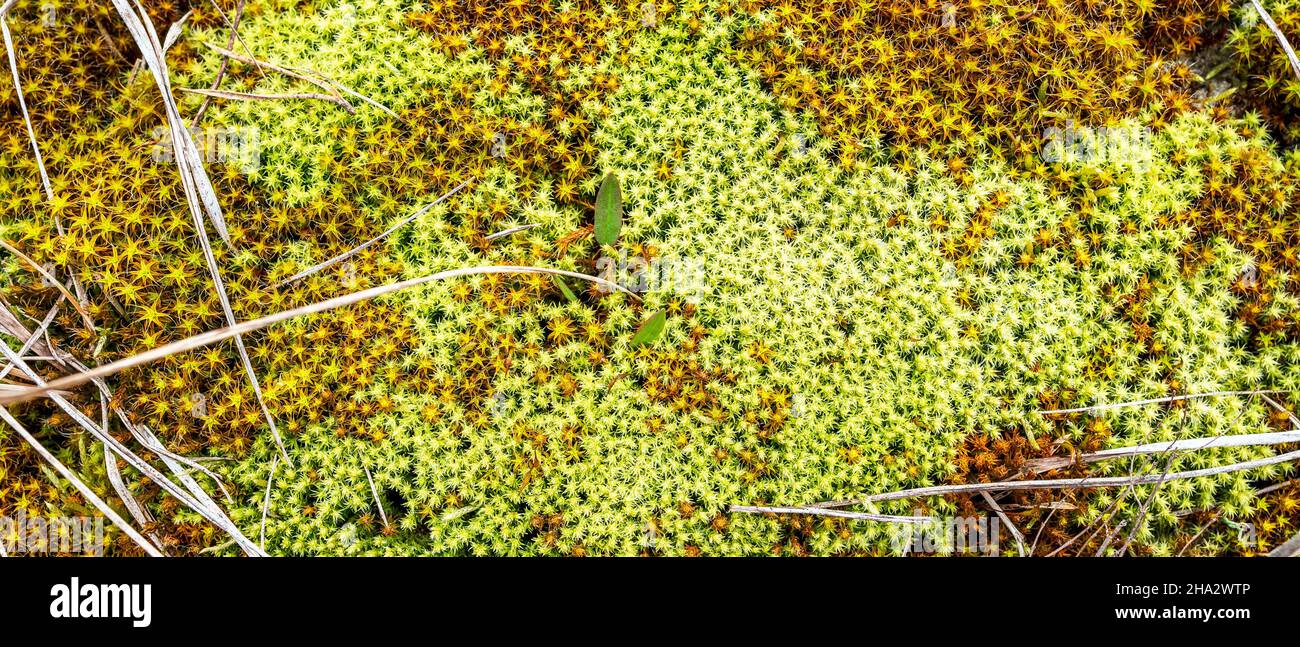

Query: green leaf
[630,310,666,347]
[554,276,578,303]
[594,172,622,246]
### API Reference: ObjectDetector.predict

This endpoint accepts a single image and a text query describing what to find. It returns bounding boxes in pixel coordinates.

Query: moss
[1,0,1297,557]
[218,13,1298,555]
[1226,0,1300,143]
[731,0,1232,166]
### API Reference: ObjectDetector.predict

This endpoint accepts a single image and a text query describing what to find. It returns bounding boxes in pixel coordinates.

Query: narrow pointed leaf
[594,172,622,246]
[630,310,666,347]
[554,276,578,303]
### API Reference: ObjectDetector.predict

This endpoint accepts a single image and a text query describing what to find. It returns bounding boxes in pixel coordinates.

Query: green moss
[179,0,456,205]
[1226,0,1300,143]
[217,13,1298,555]
[3,0,1295,556]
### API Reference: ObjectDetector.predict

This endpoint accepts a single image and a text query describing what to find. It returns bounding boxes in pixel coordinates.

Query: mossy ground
[2,0,1299,556]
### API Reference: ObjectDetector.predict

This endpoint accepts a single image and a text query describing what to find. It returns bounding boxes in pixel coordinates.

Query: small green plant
[595,172,623,246]
[629,309,666,347]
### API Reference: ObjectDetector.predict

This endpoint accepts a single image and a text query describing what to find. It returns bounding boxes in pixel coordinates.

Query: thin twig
[179,86,356,113]
[0,299,31,338]
[486,222,543,241]
[162,9,191,52]
[1255,478,1300,497]
[1093,520,1127,557]
[747,448,1300,517]
[275,179,469,288]
[1037,390,1281,415]
[364,464,389,528]
[1114,443,1182,556]
[34,338,241,505]
[329,80,401,121]
[209,39,400,120]
[721,506,934,523]
[980,491,1025,556]
[1115,398,1204,557]
[191,0,245,126]
[259,453,279,549]
[1261,394,1300,429]
[134,423,236,509]
[1177,513,1222,556]
[0,303,57,381]
[93,17,128,62]
[1251,0,1300,84]
[1022,429,1300,474]
[1046,492,1131,557]
[0,265,637,405]
[1173,474,1300,520]
[1027,505,1059,556]
[0,240,96,329]
[204,0,265,83]
[103,436,166,553]
[1076,424,1185,557]
[1,15,53,202]
[42,341,234,502]
[201,41,347,103]
[200,40,399,120]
